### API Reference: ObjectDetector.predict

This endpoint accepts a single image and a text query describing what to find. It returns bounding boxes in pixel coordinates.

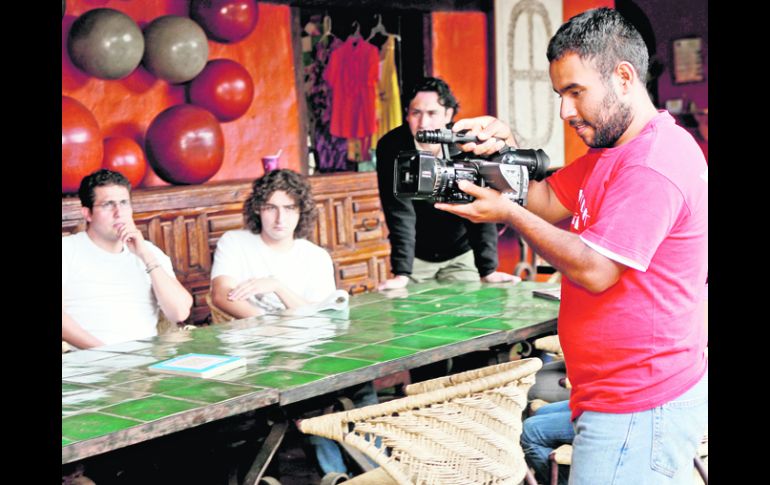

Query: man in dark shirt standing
[376,77,516,290]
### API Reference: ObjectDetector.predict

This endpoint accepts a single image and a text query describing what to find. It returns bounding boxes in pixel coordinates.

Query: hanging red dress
[323,36,380,139]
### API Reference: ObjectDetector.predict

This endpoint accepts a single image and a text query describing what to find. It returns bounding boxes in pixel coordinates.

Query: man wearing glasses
[210,168,336,318]
[62,169,192,349]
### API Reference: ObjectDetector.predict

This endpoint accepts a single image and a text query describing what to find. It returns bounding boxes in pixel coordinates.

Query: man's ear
[615,61,637,93]
[445,107,455,123]
[81,206,92,223]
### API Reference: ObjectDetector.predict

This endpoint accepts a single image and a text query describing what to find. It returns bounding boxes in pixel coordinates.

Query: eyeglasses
[260,203,299,214]
[93,200,132,211]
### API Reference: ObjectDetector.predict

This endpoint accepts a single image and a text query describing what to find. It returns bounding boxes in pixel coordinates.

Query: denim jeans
[521,400,575,485]
[307,382,380,476]
[570,370,708,484]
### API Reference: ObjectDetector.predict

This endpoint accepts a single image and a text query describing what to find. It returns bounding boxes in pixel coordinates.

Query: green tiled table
[62,280,559,465]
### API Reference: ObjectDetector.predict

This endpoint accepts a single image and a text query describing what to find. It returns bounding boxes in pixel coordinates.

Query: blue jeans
[570,370,708,484]
[521,400,575,485]
[308,382,380,476]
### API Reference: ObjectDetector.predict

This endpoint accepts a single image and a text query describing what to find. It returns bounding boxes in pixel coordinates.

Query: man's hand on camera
[435,180,516,224]
[452,116,517,156]
[378,275,410,291]
[481,271,521,284]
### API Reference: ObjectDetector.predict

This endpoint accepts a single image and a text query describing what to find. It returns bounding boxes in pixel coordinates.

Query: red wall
[431,12,488,118]
[62,0,301,188]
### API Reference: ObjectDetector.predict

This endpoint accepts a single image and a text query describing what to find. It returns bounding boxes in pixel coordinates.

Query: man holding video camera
[375,77,515,290]
[436,8,707,483]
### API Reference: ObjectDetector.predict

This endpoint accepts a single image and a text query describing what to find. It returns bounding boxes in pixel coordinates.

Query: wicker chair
[300,358,543,485]
[206,292,236,324]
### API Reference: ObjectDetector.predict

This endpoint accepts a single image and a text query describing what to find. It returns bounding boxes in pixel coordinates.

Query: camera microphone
[416,129,482,145]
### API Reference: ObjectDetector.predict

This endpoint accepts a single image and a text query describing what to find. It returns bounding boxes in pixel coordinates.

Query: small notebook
[532,287,561,301]
[148,353,246,378]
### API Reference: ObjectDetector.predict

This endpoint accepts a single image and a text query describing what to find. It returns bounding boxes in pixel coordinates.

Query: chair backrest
[206,292,236,324]
[300,358,543,485]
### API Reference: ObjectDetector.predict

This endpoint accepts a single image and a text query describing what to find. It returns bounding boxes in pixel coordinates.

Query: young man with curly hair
[211,169,336,318]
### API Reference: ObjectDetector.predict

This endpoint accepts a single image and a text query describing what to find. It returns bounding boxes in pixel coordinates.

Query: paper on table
[281,289,350,317]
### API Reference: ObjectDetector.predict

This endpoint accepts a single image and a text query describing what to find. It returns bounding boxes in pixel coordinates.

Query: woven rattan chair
[206,292,236,324]
[300,358,543,485]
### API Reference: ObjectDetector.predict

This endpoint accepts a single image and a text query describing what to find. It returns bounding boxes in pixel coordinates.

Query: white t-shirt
[62,231,176,345]
[210,230,336,311]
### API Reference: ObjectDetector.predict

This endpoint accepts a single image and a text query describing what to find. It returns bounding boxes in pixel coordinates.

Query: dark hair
[78,169,131,209]
[243,169,317,239]
[405,77,459,116]
[547,8,649,84]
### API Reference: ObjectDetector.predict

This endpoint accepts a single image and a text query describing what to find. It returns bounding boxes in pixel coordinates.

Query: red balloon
[62,96,102,194]
[188,59,254,122]
[145,105,225,185]
[102,137,147,188]
[190,0,258,43]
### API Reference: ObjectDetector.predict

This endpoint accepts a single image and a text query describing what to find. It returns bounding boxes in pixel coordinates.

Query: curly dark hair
[243,169,317,239]
[78,169,131,209]
[547,8,649,84]
[405,77,459,119]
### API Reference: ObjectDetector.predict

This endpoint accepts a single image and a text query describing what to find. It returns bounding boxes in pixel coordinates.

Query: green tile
[472,287,515,299]
[390,293,443,302]
[62,412,142,441]
[64,368,153,386]
[357,300,463,314]
[251,351,315,368]
[330,330,394,344]
[62,388,150,411]
[300,356,375,375]
[417,286,470,296]
[339,345,417,362]
[449,305,507,317]
[103,395,201,421]
[240,370,326,389]
[295,340,358,354]
[383,334,455,350]
[356,310,428,324]
[163,380,259,403]
[110,375,201,394]
[459,317,527,331]
[416,327,492,341]
[409,314,481,328]
[63,382,95,396]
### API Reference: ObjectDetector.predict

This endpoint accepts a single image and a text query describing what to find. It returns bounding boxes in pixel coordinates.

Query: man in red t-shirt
[437,8,707,484]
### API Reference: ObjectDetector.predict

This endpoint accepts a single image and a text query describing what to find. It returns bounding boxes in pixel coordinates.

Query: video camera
[394,128,550,205]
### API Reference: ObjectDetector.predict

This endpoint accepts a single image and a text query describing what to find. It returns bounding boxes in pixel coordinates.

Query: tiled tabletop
[62,280,559,464]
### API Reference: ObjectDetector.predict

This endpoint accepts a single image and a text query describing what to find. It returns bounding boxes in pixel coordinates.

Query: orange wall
[62,0,300,188]
[431,12,488,118]
[562,0,615,164]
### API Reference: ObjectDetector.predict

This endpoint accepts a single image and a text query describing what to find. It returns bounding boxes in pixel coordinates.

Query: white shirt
[211,230,336,311]
[62,231,175,345]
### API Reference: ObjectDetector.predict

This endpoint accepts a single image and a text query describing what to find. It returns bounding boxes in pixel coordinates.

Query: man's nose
[560,98,576,120]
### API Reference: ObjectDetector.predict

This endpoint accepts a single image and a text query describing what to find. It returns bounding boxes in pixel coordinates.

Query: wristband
[145,262,161,274]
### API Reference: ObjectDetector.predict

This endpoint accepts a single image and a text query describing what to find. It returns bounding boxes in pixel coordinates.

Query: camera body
[394,129,550,205]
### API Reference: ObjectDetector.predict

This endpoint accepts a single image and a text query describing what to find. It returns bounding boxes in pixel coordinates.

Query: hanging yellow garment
[374,36,402,145]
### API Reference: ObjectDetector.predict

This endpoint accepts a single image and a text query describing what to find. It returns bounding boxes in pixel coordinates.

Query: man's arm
[62,305,104,349]
[212,275,314,319]
[376,129,418,290]
[119,223,192,322]
[436,181,625,293]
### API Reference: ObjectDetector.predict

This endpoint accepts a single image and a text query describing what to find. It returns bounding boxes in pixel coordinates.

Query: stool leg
[523,469,539,485]
[694,456,708,484]
[550,453,559,485]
